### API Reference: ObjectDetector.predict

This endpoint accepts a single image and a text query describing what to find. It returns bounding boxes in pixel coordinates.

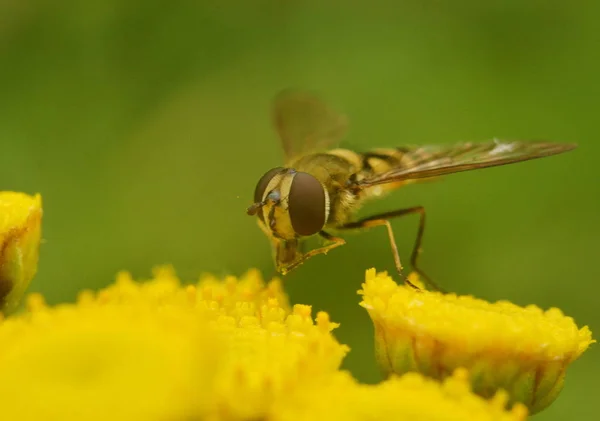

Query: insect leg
[340,218,418,289]
[281,232,346,274]
[341,207,443,292]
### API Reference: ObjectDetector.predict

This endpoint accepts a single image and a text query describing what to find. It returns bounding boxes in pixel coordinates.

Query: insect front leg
[340,206,444,292]
[278,232,346,274]
[299,231,346,262]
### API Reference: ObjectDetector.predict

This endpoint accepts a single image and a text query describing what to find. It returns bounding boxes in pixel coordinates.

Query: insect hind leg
[341,217,420,290]
[341,206,444,292]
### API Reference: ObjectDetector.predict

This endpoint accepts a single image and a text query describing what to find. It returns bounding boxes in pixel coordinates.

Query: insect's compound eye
[254,167,284,204]
[288,172,327,236]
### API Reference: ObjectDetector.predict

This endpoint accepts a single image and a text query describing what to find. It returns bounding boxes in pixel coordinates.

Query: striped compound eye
[288,172,327,236]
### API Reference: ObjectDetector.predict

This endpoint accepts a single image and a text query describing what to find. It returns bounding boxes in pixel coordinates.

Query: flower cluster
[0,266,527,421]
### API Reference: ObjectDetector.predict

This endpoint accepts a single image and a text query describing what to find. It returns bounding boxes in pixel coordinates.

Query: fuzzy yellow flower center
[0,267,350,421]
[359,269,594,413]
[276,369,528,421]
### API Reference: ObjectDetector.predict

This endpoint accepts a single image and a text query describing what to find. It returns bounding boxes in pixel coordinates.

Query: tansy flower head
[0,272,218,421]
[0,191,42,314]
[275,368,528,421]
[187,267,349,420]
[359,269,594,414]
[0,267,348,421]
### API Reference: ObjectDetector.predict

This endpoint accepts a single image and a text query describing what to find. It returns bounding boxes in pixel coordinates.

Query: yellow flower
[359,269,595,414]
[0,272,217,421]
[275,369,527,421]
[0,267,348,421]
[0,191,42,314]
[0,267,527,421]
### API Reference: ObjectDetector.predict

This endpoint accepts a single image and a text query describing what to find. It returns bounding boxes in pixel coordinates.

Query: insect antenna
[246,201,266,216]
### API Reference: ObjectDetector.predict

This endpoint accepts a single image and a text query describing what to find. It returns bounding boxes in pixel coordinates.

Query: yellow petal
[359,269,594,414]
[0,191,42,314]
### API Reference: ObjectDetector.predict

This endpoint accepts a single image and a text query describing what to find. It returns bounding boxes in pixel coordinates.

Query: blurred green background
[1,0,598,418]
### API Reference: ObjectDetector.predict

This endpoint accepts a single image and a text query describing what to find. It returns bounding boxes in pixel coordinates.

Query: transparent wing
[359,140,576,187]
[272,89,348,162]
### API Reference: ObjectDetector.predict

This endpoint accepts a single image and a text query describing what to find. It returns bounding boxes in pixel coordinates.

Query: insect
[246,89,576,290]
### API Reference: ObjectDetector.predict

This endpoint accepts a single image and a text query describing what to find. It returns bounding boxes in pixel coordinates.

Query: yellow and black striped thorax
[291,147,416,181]
[300,147,420,181]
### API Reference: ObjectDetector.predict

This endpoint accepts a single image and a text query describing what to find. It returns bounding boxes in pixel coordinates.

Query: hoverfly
[246,89,576,290]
